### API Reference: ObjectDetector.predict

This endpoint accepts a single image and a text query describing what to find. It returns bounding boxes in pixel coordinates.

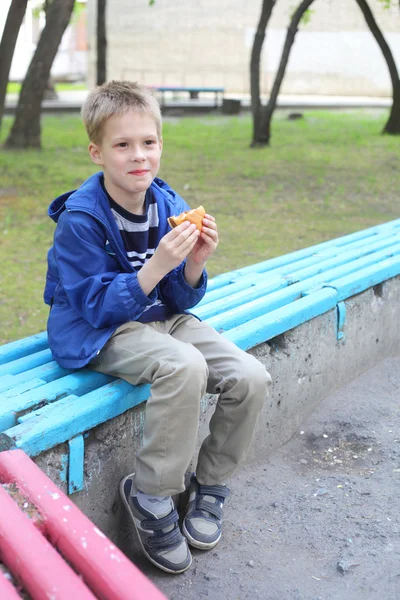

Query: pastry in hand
[168,206,206,232]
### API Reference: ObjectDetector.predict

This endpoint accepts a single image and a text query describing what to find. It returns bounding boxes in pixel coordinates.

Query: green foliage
[289,4,314,25]
[377,0,392,8]
[0,110,399,343]
[300,8,314,25]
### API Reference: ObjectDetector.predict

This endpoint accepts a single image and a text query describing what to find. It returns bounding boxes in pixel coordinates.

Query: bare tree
[0,0,28,131]
[250,0,276,146]
[355,0,400,134]
[4,0,75,149]
[97,0,107,85]
[251,0,315,146]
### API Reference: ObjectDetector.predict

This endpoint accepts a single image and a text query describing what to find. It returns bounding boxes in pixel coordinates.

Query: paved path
[125,355,400,600]
[4,91,392,114]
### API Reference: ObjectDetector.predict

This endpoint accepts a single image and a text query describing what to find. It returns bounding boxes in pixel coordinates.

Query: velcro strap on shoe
[199,484,230,500]
[146,526,183,549]
[196,498,224,520]
[142,509,179,531]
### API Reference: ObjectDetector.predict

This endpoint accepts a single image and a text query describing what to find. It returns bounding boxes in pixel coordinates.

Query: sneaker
[119,473,192,574]
[182,474,230,550]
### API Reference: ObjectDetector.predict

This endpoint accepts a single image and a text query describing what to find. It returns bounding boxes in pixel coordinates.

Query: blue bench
[150,86,224,106]
[0,219,399,494]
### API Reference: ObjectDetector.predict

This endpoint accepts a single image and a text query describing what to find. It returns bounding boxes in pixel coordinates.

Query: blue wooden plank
[0,375,19,394]
[0,371,114,431]
[0,332,48,367]
[68,435,85,494]
[223,287,339,351]
[0,378,46,402]
[198,236,400,320]
[332,255,400,301]
[206,218,400,292]
[7,380,151,457]
[207,243,400,332]
[17,394,80,424]
[222,254,400,352]
[200,231,400,306]
[7,361,72,387]
[0,349,53,377]
[337,302,346,341]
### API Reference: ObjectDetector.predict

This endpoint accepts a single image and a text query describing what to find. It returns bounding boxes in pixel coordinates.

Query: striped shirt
[101,178,171,323]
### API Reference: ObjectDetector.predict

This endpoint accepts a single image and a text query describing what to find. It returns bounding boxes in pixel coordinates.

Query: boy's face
[89,109,162,204]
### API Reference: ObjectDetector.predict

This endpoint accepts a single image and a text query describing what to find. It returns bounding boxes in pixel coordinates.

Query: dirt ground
[127,354,400,600]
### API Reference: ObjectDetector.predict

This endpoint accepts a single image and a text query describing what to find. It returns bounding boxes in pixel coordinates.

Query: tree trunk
[0,0,28,131]
[250,0,276,147]
[96,0,107,86]
[355,0,400,134]
[256,0,315,147]
[4,0,75,149]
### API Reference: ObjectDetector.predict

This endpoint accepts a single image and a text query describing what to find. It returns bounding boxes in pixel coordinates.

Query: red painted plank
[0,450,167,600]
[0,484,96,599]
[0,571,22,600]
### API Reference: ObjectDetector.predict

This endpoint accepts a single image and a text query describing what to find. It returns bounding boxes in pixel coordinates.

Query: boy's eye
[118,142,128,147]
[145,140,155,145]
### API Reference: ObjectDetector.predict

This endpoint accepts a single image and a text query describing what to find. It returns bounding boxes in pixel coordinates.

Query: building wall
[0,0,87,82]
[87,0,400,96]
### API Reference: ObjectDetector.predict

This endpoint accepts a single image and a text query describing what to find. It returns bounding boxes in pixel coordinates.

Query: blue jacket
[44,172,207,369]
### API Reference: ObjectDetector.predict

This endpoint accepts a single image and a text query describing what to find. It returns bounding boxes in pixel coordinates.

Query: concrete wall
[87,0,400,96]
[34,274,400,546]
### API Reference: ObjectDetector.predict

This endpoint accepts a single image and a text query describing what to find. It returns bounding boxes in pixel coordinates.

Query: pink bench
[0,449,167,600]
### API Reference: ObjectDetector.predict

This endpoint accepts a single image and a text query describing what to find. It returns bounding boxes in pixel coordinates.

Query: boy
[44,81,272,574]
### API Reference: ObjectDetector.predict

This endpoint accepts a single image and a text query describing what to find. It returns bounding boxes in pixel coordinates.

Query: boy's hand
[187,215,219,266]
[184,215,218,288]
[138,221,200,295]
[154,221,200,273]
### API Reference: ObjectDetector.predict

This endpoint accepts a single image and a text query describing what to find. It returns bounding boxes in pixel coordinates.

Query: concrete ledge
[34,274,400,543]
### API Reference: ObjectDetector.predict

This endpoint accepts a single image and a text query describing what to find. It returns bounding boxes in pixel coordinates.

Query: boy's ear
[88,142,103,165]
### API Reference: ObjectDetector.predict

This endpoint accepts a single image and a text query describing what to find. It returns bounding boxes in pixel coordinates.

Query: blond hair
[81,80,162,143]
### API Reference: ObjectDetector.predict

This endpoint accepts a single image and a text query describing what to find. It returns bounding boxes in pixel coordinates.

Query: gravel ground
[126,354,400,600]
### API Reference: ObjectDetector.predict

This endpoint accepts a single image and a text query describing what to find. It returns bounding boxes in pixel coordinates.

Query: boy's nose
[130,147,145,161]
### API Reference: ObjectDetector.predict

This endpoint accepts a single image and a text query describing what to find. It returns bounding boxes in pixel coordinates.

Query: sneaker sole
[119,475,192,575]
[182,520,221,550]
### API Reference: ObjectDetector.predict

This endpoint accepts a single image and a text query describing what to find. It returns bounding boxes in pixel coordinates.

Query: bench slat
[200,229,400,305]
[224,255,400,351]
[0,371,114,431]
[0,349,53,377]
[207,218,400,292]
[0,331,48,367]
[6,380,151,457]
[208,242,400,332]
[197,235,400,319]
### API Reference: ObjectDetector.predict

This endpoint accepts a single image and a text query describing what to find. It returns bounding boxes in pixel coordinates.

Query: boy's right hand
[154,221,200,275]
[137,221,200,296]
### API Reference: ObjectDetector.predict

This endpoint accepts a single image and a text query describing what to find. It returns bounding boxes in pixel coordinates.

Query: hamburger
[167,205,206,233]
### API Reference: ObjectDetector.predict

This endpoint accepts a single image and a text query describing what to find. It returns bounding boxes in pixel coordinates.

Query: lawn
[0,110,399,344]
[6,81,87,95]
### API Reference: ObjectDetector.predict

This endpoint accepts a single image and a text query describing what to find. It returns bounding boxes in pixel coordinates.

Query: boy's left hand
[187,214,219,265]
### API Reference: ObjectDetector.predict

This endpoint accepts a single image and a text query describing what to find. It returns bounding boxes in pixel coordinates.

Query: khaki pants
[89,314,272,496]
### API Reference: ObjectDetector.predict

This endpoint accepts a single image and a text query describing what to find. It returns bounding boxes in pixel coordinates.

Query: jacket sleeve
[158,262,207,311]
[53,211,157,329]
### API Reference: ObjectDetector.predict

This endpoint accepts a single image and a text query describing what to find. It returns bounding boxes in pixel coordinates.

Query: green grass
[6,82,87,94]
[0,110,399,343]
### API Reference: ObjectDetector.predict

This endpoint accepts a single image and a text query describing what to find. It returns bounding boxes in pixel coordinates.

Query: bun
[168,205,206,232]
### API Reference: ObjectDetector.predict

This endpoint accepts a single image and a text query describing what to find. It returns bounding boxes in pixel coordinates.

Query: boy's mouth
[129,169,149,175]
